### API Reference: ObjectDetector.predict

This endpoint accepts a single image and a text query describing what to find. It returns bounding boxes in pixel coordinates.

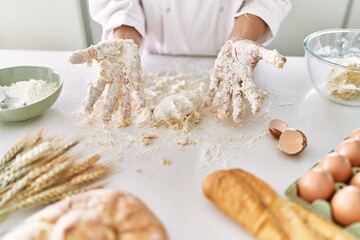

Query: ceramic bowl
[0,66,63,122]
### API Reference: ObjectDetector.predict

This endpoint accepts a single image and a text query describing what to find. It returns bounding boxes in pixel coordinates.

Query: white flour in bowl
[0,79,58,104]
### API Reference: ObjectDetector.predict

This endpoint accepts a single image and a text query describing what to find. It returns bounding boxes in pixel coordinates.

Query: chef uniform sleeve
[89,0,145,40]
[236,0,291,45]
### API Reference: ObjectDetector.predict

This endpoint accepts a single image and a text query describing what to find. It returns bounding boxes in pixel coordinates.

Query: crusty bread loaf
[2,189,168,240]
[203,169,356,240]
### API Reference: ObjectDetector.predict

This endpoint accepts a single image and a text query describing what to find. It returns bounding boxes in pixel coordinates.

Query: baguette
[2,189,168,240]
[203,168,356,240]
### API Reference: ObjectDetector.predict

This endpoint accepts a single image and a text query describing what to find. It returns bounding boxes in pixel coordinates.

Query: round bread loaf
[2,189,168,240]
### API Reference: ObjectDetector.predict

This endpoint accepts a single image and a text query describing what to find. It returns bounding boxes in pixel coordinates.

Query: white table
[0,50,359,239]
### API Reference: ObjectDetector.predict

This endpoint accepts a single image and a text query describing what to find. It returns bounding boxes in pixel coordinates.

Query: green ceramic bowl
[0,66,63,122]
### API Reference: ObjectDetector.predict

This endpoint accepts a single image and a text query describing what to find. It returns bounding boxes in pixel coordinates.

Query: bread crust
[2,189,168,240]
[203,168,356,240]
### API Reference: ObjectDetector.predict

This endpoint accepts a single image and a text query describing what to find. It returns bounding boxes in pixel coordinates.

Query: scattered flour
[141,133,158,146]
[176,137,198,146]
[160,157,171,166]
[199,143,224,170]
[277,103,293,107]
[73,72,272,171]
[244,130,270,149]
[0,79,58,104]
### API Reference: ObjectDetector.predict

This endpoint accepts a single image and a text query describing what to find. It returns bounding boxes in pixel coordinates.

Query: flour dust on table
[73,72,272,170]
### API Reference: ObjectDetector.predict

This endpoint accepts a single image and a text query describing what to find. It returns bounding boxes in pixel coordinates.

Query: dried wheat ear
[0,130,112,222]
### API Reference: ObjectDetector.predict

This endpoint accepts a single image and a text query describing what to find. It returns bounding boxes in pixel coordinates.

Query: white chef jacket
[89,0,291,56]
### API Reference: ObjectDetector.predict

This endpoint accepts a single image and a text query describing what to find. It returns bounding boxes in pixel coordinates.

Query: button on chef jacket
[89,0,291,56]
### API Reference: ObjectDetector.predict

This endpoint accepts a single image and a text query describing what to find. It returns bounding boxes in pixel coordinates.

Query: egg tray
[285,165,360,238]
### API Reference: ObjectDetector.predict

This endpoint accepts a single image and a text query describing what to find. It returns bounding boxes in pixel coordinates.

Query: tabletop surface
[0,50,359,239]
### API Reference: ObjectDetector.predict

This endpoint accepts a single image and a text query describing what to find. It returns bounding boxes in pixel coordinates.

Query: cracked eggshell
[278,129,307,155]
[268,119,288,139]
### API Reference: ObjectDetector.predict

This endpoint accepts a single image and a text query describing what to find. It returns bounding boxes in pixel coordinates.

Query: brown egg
[331,186,360,226]
[350,173,360,188]
[349,128,360,141]
[335,139,360,166]
[317,152,352,182]
[297,168,334,202]
[268,119,288,139]
[278,129,307,155]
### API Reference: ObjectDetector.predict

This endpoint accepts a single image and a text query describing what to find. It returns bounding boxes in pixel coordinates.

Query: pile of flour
[1,79,58,104]
[136,73,207,132]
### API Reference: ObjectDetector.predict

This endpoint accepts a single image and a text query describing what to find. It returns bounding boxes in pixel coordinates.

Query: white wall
[0,0,359,55]
[268,0,354,56]
[0,0,86,51]
[347,0,360,28]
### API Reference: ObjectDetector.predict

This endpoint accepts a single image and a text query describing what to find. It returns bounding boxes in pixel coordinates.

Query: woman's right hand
[69,39,146,127]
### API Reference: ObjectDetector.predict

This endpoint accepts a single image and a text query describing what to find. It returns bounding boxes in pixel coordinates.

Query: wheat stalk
[0,152,67,189]
[0,167,44,208]
[63,154,100,179]
[16,160,74,202]
[0,153,72,207]
[46,183,106,203]
[0,133,112,223]
[0,182,14,196]
[24,130,44,149]
[0,141,71,185]
[39,140,79,164]
[0,138,26,169]
[63,139,80,150]
[7,141,51,171]
[0,164,33,186]
[9,140,80,189]
[0,131,47,170]
[0,184,71,217]
[68,166,109,187]
[31,160,73,190]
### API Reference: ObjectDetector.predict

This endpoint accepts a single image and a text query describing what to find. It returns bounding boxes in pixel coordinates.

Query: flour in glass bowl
[0,79,59,105]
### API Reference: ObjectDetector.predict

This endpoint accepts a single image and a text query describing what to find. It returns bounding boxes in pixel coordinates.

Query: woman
[70,0,291,126]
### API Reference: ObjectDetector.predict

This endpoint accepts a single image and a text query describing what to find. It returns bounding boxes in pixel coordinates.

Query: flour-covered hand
[205,39,286,124]
[69,40,146,127]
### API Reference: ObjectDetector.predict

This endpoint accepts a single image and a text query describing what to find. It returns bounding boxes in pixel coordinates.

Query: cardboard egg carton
[286,128,360,238]
[286,167,360,238]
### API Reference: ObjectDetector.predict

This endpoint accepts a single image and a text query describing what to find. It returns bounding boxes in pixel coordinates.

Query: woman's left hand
[205,39,286,124]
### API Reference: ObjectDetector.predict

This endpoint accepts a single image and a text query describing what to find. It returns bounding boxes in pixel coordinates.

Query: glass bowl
[304,29,360,106]
[0,66,63,122]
